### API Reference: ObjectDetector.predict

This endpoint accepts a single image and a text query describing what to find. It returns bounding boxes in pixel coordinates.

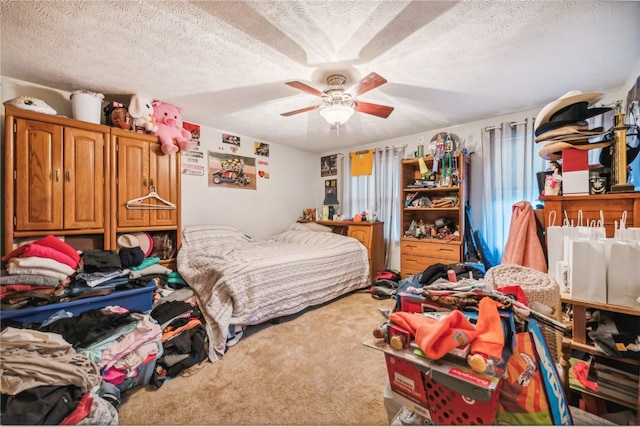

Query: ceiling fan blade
[280,105,321,117]
[354,101,394,118]
[284,81,324,97]
[350,72,388,96]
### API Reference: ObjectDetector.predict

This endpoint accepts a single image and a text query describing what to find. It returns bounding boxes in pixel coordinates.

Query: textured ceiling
[1,1,639,153]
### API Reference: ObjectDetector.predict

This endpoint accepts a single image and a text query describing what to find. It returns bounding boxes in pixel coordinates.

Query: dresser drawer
[401,240,460,261]
[348,226,371,248]
[401,255,461,274]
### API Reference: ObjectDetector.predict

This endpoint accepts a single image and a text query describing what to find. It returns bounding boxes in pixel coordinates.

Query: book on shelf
[594,359,639,378]
[592,383,637,408]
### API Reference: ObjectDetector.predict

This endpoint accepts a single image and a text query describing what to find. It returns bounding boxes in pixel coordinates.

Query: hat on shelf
[538,139,613,161]
[3,96,57,115]
[535,102,612,137]
[117,232,153,257]
[534,90,605,136]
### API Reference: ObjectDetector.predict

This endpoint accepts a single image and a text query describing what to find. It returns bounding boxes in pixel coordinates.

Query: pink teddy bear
[151,101,196,154]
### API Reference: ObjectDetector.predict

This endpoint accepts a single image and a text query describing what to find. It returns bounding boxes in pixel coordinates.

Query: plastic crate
[0,281,156,325]
[117,351,160,393]
[424,372,502,425]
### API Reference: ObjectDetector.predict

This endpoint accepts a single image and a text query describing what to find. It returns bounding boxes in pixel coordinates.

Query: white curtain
[481,119,545,266]
[338,146,405,268]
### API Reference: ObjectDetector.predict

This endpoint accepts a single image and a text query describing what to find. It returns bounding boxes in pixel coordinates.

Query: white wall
[180,127,319,240]
[1,76,320,241]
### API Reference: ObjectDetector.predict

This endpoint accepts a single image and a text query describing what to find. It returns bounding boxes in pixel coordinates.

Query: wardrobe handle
[55,169,60,182]
[143,177,148,187]
[65,171,71,181]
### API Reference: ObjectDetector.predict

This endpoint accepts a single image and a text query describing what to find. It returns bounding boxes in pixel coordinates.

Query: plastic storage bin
[0,281,156,325]
[117,351,160,393]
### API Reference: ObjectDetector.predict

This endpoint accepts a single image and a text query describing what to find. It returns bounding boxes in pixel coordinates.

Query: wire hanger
[126,185,176,210]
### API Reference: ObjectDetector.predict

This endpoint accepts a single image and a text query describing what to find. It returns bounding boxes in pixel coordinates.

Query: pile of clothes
[0,234,211,424]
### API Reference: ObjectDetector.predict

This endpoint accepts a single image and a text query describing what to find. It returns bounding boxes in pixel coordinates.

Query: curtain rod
[336,144,407,157]
[509,119,527,127]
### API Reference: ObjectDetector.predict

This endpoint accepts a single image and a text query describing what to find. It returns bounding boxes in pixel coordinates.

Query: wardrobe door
[14,119,63,231]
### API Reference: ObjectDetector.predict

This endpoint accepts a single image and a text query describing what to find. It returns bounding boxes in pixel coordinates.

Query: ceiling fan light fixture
[320,103,354,125]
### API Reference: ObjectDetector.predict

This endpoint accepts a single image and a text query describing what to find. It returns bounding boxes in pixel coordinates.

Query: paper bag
[545,212,565,284]
[569,239,608,303]
[607,241,640,308]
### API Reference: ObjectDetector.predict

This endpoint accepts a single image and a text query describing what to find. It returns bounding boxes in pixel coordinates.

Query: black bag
[370,279,399,300]
[420,262,484,285]
[375,269,401,283]
[1,384,83,425]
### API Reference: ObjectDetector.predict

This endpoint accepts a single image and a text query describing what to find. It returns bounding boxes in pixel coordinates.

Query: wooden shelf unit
[560,294,640,417]
[540,193,640,238]
[399,153,469,278]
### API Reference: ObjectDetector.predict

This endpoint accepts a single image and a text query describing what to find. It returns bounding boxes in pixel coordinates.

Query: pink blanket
[2,235,80,268]
[502,201,547,273]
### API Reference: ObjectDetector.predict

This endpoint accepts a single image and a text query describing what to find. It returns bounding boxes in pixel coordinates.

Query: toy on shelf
[151,101,196,154]
[129,94,158,133]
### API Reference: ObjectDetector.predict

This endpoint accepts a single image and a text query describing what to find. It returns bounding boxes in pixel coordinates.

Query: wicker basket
[484,263,562,362]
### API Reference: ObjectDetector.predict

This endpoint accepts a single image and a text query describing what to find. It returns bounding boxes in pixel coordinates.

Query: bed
[176,224,371,362]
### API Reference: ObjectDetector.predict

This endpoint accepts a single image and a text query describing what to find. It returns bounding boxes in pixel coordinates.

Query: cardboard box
[562,170,589,195]
[562,148,588,172]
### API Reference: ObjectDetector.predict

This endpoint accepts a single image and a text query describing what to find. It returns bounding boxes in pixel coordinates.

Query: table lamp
[323,192,339,220]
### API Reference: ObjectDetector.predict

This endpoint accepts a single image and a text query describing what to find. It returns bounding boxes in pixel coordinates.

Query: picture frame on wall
[325,179,337,198]
[321,154,337,177]
[207,151,256,190]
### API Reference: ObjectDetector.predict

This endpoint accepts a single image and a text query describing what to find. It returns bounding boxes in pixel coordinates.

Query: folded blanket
[129,264,172,279]
[7,257,76,276]
[4,266,69,281]
[0,272,61,287]
[2,235,80,268]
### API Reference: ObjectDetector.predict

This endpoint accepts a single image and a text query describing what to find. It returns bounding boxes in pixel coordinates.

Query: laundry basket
[424,374,502,425]
[484,263,562,363]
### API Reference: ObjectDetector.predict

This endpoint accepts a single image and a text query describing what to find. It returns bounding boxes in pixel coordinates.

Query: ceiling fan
[280,72,394,130]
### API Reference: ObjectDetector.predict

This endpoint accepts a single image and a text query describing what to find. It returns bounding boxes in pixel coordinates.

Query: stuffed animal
[151,101,196,154]
[129,94,158,133]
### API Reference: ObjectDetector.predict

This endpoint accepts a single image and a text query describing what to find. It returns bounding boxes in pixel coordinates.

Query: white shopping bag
[613,211,640,242]
[562,210,606,280]
[607,241,640,308]
[546,211,565,284]
[569,239,608,303]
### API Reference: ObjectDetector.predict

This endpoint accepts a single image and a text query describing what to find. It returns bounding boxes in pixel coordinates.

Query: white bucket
[70,90,104,124]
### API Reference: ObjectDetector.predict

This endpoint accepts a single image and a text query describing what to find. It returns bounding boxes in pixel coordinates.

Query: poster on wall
[257,159,270,179]
[181,150,205,176]
[321,154,337,177]
[254,141,269,157]
[222,133,240,146]
[183,122,201,147]
[208,151,257,190]
[325,179,337,197]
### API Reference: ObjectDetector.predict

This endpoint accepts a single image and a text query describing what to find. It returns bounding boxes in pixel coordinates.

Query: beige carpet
[118,290,395,425]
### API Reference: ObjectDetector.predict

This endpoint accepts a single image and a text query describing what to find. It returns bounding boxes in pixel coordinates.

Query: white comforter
[177,225,370,362]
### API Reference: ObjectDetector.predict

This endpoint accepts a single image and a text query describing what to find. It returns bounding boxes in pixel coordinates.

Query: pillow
[299,222,333,233]
[182,225,252,243]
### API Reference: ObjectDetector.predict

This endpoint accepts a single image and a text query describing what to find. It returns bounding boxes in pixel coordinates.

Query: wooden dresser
[540,193,640,237]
